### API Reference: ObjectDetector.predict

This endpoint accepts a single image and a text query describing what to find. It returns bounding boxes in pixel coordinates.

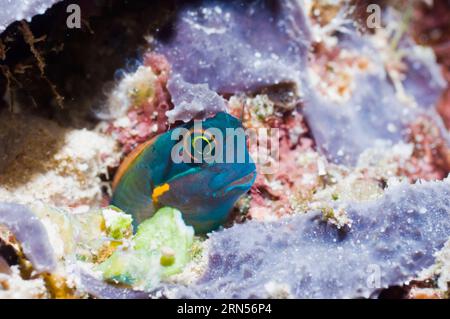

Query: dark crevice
[0,0,175,127]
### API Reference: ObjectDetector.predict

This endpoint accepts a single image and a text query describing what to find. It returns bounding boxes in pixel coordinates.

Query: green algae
[97,207,194,290]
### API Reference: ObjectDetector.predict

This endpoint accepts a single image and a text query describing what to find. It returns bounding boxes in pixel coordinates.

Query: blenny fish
[111,112,256,234]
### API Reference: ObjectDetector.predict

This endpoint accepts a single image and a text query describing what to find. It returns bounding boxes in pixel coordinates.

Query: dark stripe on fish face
[213,170,256,198]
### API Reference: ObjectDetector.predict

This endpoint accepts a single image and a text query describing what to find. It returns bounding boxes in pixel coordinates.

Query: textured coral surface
[166,180,450,298]
[0,0,450,299]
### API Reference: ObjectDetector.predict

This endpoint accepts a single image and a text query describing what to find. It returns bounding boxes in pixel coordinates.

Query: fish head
[112,112,256,234]
[157,112,256,233]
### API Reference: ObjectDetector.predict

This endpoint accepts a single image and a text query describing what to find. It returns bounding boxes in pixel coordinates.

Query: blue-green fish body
[111,112,256,234]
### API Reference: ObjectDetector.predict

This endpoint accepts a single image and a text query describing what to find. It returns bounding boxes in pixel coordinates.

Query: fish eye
[183,129,217,163]
[192,135,215,155]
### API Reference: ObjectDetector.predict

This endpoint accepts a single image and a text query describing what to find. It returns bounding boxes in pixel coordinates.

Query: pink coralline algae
[106,53,172,154]
[166,180,450,299]
[412,1,450,131]
[248,138,316,221]
[399,116,450,182]
[230,103,316,221]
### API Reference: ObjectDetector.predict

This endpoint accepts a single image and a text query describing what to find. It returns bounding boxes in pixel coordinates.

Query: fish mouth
[214,171,256,198]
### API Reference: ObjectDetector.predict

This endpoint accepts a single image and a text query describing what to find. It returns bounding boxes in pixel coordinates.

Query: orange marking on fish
[151,183,170,203]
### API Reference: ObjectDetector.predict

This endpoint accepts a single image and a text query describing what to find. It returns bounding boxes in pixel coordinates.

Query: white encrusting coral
[0,111,120,208]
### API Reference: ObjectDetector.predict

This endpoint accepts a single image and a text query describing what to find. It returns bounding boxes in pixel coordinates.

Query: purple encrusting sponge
[168,180,450,298]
